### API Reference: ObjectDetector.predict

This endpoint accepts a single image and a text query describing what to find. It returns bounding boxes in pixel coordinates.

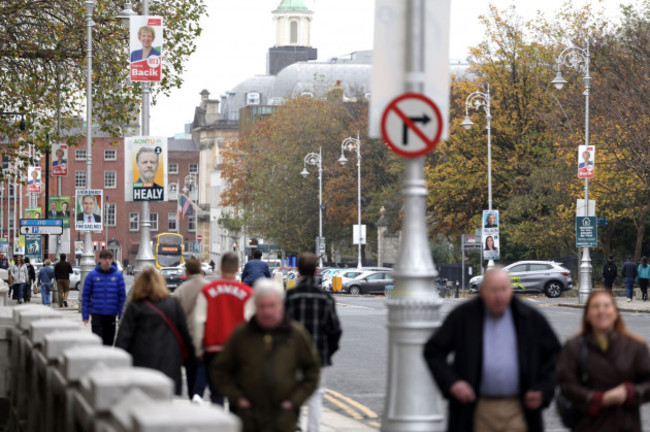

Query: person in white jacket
[9,256,28,304]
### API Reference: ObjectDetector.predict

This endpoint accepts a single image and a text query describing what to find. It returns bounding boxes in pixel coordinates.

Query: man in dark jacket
[621,256,638,302]
[424,268,561,432]
[285,252,342,432]
[23,257,35,303]
[81,250,126,345]
[603,255,617,292]
[241,249,270,287]
[54,253,74,307]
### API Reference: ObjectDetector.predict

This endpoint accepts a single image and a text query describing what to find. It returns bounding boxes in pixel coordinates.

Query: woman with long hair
[557,290,650,431]
[115,267,192,395]
[637,257,650,301]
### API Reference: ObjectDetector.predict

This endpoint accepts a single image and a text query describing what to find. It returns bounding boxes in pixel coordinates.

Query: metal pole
[318,147,323,268]
[485,87,494,270]
[356,133,362,269]
[461,235,465,298]
[382,0,444,430]
[579,42,592,304]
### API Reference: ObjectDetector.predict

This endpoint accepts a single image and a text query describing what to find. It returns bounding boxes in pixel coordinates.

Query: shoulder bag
[556,336,588,428]
[143,300,190,362]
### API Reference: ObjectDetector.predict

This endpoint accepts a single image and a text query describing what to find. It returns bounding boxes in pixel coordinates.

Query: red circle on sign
[197,235,203,242]
[381,93,444,158]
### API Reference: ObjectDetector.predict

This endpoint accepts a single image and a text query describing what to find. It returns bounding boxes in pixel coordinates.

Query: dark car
[159,267,186,292]
[341,270,394,295]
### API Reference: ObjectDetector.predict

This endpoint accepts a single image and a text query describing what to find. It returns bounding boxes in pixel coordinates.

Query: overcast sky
[150,0,621,137]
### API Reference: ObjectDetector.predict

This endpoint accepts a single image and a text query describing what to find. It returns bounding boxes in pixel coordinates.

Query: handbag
[33,282,39,295]
[556,336,588,428]
[144,300,190,362]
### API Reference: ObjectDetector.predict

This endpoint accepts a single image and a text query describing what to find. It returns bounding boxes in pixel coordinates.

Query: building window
[129,212,139,231]
[150,213,158,231]
[75,171,87,188]
[189,164,198,174]
[168,182,178,200]
[104,149,117,161]
[169,163,178,174]
[188,215,196,232]
[8,184,14,198]
[106,203,116,226]
[8,213,14,230]
[168,213,177,232]
[290,21,298,44]
[75,149,87,160]
[104,171,117,189]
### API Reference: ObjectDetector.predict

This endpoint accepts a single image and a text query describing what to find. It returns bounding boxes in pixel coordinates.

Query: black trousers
[91,314,117,346]
[203,352,225,405]
[640,278,649,300]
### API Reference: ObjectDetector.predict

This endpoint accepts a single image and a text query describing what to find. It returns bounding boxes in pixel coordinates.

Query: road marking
[324,394,363,420]
[335,302,376,310]
[326,389,379,419]
[368,421,382,428]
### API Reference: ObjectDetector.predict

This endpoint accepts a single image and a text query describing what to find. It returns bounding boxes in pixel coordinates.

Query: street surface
[327,294,650,431]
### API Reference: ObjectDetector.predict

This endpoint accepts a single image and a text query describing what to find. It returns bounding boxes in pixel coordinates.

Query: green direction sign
[576,216,598,248]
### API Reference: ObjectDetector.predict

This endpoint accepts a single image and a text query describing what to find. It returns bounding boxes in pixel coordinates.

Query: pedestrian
[23,257,35,303]
[424,267,561,432]
[37,259,55,306]
[81,250,126,346]
[240,249,271,287]
[209,259,215,272]
[194,252,253,405]
[621,256,638,302]
[637,257,650,301]
[602,255,617,292]
[556,290,650,431]
[211,279,320,432]
[54,253,74,308]
[115,267,193,396]
[285,252,342,432]
[8,256,28,304]
[172,258,210,400]
[0,252,8,288]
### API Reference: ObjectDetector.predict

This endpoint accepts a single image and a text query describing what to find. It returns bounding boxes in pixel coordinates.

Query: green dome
[276,0,310,11]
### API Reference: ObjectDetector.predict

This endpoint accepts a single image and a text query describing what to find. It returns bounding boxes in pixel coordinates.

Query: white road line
[336,302,376,310]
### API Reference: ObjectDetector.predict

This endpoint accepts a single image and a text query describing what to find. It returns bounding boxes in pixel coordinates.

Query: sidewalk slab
[558,296,650,314]
[307,408,379,431]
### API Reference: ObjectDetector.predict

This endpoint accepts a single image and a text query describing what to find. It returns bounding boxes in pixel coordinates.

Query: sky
[150,0,622,137]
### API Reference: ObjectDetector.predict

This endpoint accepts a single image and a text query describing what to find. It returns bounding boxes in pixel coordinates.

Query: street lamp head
[338,154,348,166]
[19,116,25,131]
[461,116,474,130]
[551,71,567,90]
[117,1,137,27]
[84,0,96,16]
[300,167,309,178]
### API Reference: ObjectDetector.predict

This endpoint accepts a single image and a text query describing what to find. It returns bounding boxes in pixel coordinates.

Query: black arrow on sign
[402,114,431,145]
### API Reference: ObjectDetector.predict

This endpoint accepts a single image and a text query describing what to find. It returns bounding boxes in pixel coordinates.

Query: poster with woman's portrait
[578,145,595,179]
[27,167,41,194]
[24,207,42,220]
[482,209,500,261]
[52,143,68,176]
[129,16,164,82]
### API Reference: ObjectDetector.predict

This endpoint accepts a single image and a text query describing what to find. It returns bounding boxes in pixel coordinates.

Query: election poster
[48,196,71,228]
[52,143,69,176]
[124,136,167,202]
[482,210,500,261]
[75,190,103,232]
[24,207,42,220]
[578,145,595,179]
[25,235,42,262]
[27,167,41,194]
[74,241,84,257]
[129,16,163,82]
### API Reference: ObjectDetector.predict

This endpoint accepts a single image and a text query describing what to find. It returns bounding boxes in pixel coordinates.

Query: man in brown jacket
[172,258,209,399]
[54,254,73,308]
[212,279,320,432]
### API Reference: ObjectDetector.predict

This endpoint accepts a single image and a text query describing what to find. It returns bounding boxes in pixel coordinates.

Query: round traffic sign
[197,235,203,242]
[381,93,443,158]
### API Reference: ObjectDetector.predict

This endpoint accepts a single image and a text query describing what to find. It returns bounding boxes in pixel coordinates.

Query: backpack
[604,262,616,279]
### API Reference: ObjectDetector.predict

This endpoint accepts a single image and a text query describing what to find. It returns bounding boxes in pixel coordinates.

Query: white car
[176,262,213,275]
[70,266,81,290]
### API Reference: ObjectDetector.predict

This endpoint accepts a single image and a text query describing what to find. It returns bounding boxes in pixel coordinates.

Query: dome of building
[275,0,311,11]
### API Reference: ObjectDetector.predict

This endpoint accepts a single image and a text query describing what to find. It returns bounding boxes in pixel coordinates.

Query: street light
[552,40,592,304]
[339,134,362,269]
[117,1,136,24]
[462,84,495,269]
[301,148,324,268]
[0,112,26,131]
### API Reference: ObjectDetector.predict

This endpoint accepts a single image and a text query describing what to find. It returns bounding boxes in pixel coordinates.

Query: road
[327,294,650,431]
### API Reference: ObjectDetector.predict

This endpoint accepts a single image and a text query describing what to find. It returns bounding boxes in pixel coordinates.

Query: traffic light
[93,241,98,251]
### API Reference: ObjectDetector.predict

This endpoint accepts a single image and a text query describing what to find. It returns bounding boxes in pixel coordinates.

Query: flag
[177,194,194,220]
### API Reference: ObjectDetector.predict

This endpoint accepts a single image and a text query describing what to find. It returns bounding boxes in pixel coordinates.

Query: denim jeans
[625,277,635,299]
[185,357,208,400]
[41,283,51,305]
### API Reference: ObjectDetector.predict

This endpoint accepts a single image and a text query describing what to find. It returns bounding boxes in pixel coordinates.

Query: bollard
[332,276,342,292]
[0,282,8,307]
[0,307,12,423]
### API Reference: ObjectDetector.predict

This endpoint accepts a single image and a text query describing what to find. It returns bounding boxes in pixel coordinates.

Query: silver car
[469,261,573,298]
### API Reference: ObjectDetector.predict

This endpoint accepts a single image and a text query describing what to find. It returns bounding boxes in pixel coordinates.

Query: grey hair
[252,278,285,302]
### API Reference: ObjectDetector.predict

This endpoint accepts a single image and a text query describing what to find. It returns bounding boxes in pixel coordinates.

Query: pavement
[556,290,650,314]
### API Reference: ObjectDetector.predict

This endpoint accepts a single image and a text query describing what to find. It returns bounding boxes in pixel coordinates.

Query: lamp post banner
[75,189,103,232]
[24,207,42,220]
[24,234,41,261]
[578,145,595,178]
[129,16,163,82]
[48,196,71,228]
[482,209,500,261]
[27,167,41,194]
[124,136,168,202]
[51,143,69,176]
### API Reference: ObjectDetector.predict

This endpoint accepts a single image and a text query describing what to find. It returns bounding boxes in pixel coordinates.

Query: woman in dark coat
[115,267,193,395]
[557,290,650,432]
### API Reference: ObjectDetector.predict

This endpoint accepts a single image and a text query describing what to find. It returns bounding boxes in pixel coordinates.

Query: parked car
[159,267,187,292]
[341,270,394,295]
[468,261,573,298]
[70,266,81,290]
[322,269,365,291]
[175,262,212,276]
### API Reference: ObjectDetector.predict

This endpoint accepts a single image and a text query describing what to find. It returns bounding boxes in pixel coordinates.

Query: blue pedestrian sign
[576,216,598,248]
[20,219,63,227]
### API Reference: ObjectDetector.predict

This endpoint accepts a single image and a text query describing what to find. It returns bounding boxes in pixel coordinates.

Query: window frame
[105,203,117,227]
[75,149,87,160]
[104,149,117,161]
[168,163,179,175]
[103,170,117,189]
[75,170,87,188]
[150,212,159,231]
[129,212,139,231]
[168,212,177,232]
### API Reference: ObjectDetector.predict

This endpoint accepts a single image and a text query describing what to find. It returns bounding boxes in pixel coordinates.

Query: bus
[154,232,185,269]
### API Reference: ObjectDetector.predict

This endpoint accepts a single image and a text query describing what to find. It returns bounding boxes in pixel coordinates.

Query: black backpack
[604,262,617,279]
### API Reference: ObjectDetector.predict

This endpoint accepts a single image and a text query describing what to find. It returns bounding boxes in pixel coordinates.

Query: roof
[275,0,310,11]
[168,138,197,152]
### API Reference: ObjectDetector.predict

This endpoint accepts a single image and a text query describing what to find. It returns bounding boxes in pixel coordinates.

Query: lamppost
[300,148,324,268]
[183,173,198,255]
[338,134,362,269]
[461,85,494,270]
[79,0,96,309]
[551,40,592,304]
[0,112,26,131]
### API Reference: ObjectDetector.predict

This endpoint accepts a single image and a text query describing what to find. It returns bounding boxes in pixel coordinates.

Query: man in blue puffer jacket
[82,250,126,345]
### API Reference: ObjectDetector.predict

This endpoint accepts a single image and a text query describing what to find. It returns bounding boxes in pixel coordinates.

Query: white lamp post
[338,134,363,269]
[301,148,324,268]
[552,41,592,304]
[462,85,494,269]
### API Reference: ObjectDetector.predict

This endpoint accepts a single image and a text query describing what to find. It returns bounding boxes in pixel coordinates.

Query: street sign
[597,217,608,226]
[197,234,203,242]
[381,93,443,158]
[20,226,63,235]
[576,216,598,248]
[20,219,63,227]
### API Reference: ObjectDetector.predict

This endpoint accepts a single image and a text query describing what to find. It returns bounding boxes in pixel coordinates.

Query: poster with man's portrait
[52,143,69,176]
[578,145,595,179]
[27,167,41,194]
[129,15,163,82]
[24,207,42,220]
[48,196,71,228]
[124,136,167,202]
[482,209,500,261]
[75,190,103,232]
